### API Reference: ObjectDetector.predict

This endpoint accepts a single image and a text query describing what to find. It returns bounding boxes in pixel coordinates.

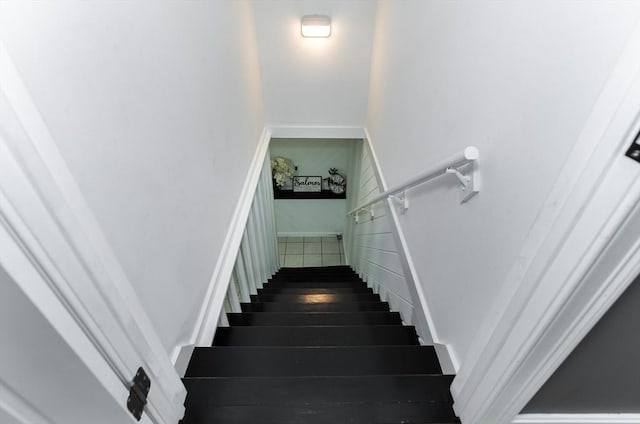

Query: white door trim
[513,414,640,424]
[0,43,185,423]
[270,125,366,139]
[451,21,640,423]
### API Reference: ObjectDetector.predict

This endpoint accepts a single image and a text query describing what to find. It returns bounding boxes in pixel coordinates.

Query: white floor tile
[304,242,322,254]
[285,243,303,254]
[322,254,342,266]
[303,255,322,266]
[284,255,303,267]
[322,242,340,254]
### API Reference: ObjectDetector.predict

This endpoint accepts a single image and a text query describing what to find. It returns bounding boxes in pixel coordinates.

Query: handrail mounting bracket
[389,192,409,214]
[446,162,479,203]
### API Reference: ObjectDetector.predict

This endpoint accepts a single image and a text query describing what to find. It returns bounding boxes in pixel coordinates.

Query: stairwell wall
[365,0,640,373]
[0,0,265,358]
[345,140,434,348]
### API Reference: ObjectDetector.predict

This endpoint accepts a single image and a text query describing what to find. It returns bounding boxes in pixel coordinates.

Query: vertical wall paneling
[233,264,251,303]
[264,153,280,270]
[240,233,258,294]
[226,274,242,313]
[345,143,422,335]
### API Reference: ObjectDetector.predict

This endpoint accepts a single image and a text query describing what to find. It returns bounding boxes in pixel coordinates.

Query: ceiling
[252,0,377,128]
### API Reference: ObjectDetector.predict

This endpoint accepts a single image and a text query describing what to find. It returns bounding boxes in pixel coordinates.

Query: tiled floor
[278,236,346,267]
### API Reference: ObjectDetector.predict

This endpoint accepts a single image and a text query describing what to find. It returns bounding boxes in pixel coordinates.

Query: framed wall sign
[293,176,322,192]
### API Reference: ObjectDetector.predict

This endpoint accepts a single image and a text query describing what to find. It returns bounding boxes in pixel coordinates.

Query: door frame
[0,44,185,424]
[450,22,640,424]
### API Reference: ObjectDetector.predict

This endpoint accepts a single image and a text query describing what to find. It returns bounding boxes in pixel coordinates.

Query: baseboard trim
[513,414,640,424]
[277,231,341,238]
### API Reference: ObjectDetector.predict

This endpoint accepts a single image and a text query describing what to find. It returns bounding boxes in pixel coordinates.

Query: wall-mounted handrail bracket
[348,146,480,217]
[389,192,409,214]
[445,161,479,203]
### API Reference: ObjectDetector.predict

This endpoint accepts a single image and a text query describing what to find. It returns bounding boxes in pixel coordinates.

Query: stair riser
[250,293,381,303]
[240,302,390,313]
[258,287,373,294]
[226,312,402,326]
[264,281,369,288]
[213,326,419,346]
[182,375,454,404]
[185,346,442,377]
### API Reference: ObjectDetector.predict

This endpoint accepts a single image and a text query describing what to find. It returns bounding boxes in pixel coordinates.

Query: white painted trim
[277,231,342,237]
[189,127,272,349]
[0,44,184,423]
[270,125,365,139]
[512,414,640,424]
[451,21,640,424]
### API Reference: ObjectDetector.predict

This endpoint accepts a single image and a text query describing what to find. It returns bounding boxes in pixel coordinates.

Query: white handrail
[348,146,479,216]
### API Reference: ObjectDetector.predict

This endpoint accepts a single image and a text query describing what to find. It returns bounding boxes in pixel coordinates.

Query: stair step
[182,375,458,423]
[250,293,381,303]
[180,402,459,424]
[185,345,442,376]
[240,301,389,313]
[279,265,352,272]
[182,375,454,404]
[264,281,369,288]
[213,325,419,346]
[269,275,362,282]
[227,311,402,326]
[258,287,374,294]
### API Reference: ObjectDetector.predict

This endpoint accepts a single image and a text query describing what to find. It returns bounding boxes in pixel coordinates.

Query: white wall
[0,0,264,355]
[270,138,355,235]
[366,0,640,367]
[252,0,376,127]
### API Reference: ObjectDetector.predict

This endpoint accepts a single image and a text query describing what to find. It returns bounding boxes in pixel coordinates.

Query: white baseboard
[172,344,196,378]
[513,414,640,424]
[277,232,341,238]
[434,343,458,375]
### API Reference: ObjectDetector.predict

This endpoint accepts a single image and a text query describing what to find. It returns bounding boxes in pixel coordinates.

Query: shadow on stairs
[180,265,459,423]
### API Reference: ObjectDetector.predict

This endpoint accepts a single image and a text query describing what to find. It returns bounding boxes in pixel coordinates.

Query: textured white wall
[366,0,640,366]
[0,0,264,355]
[252,0,376,126]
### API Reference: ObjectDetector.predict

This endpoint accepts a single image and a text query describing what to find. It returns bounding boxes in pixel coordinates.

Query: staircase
[181,266,459,423]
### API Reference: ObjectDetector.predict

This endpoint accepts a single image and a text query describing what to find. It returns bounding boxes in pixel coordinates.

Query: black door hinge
[127,367,151,421]
[626,130,640,163]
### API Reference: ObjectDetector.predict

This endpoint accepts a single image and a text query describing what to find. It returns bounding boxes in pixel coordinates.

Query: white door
[0,46,185,424]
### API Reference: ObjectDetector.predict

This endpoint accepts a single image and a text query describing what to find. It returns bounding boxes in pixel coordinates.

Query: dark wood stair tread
[185,345,442,377]
[250,293,381,303]
[213,325,419,346]
[227,311,402,326]
[241,301,390,312]
[182,375,455,404]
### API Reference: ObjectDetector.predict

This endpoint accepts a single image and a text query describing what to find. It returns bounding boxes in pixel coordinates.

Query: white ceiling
[252,0,377,128]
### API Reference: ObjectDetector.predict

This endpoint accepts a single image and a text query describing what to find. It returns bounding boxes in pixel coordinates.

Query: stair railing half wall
[187,130,279,359]
[218,156,280,326]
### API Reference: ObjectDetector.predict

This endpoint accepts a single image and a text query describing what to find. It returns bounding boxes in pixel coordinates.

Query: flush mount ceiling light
[301,15,331,38]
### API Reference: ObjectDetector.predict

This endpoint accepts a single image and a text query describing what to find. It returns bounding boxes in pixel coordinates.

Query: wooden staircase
[181,265,459,423]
